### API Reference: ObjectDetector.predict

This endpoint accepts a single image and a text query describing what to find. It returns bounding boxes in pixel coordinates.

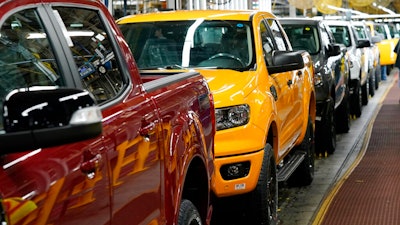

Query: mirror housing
[268,50,305,74]
[356,39,371,48]
[327,43,341,57]
[0,87,102,153]
[371,35,382,44]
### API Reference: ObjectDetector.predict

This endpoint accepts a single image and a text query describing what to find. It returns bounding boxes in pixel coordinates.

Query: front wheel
[335,86,351,134]
[245,144,278,225]
[361,78,369,105]
[178,199,202,225]
[368,69,375,97]
[350,79,362,118]
[375,62,381,89]
[287,117,315,187]
[319,97,336,155]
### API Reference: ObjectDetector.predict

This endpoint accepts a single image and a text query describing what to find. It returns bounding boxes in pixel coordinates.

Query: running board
[277,152,305,182]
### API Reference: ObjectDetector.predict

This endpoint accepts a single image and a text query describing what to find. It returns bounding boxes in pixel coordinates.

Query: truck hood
[195,69,256,108]
[139,68,256,108]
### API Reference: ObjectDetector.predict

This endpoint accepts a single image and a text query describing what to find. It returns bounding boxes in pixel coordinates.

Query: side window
[260,21,274,66]
[330,26,351,47]
[268,19,288,51]
[52,7,124,103]
[0,8,62,130]
[354,26,367,39]
[0,8,62,95]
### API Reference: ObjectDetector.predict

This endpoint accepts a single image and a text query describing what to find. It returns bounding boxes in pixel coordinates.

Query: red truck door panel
[0,6,111,225]
[0,142,111,225]
[50,6,163,224]
[106,98,162,225]
[0,2,215,225]
[0,4,162,225]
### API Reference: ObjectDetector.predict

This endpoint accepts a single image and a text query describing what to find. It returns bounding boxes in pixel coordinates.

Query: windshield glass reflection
[119,20,254,71]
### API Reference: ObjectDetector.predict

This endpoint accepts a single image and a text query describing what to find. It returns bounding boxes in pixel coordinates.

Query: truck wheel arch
[266,122,278,163]
[181,157,210,225]
[167,117,212,225]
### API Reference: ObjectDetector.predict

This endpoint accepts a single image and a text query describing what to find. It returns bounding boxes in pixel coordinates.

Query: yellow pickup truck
[118,10,316,224]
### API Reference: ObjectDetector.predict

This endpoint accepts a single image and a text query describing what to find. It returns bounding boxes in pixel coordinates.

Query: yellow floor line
[311,76,395,225]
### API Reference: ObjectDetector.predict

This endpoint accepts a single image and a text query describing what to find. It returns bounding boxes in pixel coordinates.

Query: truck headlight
[215,104,250,130]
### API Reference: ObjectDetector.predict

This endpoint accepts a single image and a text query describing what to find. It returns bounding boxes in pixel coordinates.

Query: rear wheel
[178,199,202,225]
[369,69,375,97]
[246,144,278,225]
[287,117,315,186]
[350,79,362,118]
[375,62,381,89]
[361,77,369,105]
[335,86,351,134]
[316,98,336,155]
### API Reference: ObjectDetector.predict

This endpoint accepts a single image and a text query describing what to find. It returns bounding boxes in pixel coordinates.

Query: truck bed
[141,71,201,92]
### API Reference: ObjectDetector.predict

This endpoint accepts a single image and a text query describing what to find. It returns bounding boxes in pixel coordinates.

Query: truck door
[0,6,111,225]
[48,6,163,225]
[261,19,303,153]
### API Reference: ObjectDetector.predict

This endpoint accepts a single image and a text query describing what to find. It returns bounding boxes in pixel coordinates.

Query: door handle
[287,79,293,87]
[80,153,102,179]
[139,121,156,141]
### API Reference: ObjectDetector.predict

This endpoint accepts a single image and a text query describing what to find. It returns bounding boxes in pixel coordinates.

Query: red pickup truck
[0,1,215,225]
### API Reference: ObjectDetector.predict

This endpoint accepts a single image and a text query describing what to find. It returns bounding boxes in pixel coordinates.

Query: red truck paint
[0,1,215,225]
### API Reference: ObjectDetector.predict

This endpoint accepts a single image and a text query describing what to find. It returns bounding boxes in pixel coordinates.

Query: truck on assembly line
[326,20,372,118]
[280,18,351,155]
[0,0,216,224]
[118,10,316,225]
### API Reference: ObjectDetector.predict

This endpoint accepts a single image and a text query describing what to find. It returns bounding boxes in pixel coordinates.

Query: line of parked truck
[280,17,399,157]
[0,1,398,225]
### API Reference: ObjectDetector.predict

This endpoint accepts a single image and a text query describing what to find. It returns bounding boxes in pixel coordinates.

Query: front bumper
[212,149,264,197]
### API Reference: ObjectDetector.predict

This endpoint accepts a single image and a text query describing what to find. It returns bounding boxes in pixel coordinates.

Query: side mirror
[0,87,102,153]
[356,39,371,48]
[268,50,305,74]
[327,43,341,56]
[371,35,382,44]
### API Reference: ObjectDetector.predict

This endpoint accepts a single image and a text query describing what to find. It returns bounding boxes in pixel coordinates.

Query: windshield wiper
[140,65,185,70]
[194,66,246,71]
[163,64,184,69]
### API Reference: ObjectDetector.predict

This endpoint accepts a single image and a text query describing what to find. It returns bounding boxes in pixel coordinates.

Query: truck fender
[165,113,212,225]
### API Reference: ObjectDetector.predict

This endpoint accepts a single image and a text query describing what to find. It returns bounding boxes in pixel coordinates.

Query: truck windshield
[329,25,352,47]
[119,20,254,70]
[282,24,319,54]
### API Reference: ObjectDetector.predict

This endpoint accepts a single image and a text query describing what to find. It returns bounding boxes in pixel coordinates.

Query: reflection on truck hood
[195,69,256,107]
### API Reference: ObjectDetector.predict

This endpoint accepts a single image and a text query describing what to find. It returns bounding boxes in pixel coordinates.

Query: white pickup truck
[326,20,371,118]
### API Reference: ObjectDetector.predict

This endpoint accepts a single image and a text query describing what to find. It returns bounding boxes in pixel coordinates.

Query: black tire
[246,144,278,225]
[375,62,381,89]
[335,86,351,134]
[361,77,369,105]
[315,98,336,155]
[178,199,202,225]
[287,117,315,187]
[368,69,375,97]
[350,79,362,118]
